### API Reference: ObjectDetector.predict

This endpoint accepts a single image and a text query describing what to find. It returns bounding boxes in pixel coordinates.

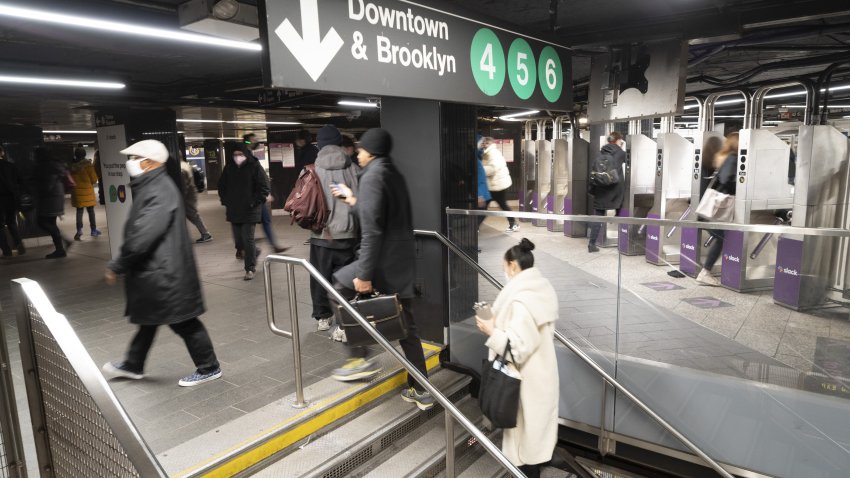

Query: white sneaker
[317,318,331,331]
[696,270,720,286]
[331,326,347,342]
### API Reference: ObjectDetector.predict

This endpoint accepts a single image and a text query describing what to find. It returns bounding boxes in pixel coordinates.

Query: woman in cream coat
[480,136,518,232]
[476,238,558,478]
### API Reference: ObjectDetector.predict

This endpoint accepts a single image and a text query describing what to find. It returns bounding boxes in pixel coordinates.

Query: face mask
[503,266,513,283]
[233,154,246,165]
[126,158,146,178]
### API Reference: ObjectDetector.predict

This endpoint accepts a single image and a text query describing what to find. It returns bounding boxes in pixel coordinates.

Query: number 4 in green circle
[508,38,536,100]
[470,28,505,96]
[538,46,563,103]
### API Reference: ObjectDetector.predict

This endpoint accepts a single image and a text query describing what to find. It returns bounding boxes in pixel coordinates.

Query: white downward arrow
[275,0,344,82]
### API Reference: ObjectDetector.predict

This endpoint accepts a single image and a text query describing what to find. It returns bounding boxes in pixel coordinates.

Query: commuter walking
[94,150,105,205]
[587,132,627,253]
[180,158,212,243]
[243,133,288,253]
[34,147,72,259]
[0,145,26,257]
[697,132,739,286]
[294,129,318,172]
[477,155,491,213]
[101,140,222,387]
[480,137,517,232]
[329,128,434,411]
[218,145,270,280]
[475,238,559,478]
[310,125,359,332]
[68,147,101,241]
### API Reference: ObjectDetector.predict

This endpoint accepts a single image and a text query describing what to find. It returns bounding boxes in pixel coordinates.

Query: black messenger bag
[334,292,409,347]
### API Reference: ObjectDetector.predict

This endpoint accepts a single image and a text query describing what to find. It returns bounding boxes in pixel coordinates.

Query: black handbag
[334,291,409,347]
[479,342,521,429]
[18,193,34,212]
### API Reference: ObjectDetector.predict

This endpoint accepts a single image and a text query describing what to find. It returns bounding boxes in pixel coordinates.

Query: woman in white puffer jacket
[480,137,518,232]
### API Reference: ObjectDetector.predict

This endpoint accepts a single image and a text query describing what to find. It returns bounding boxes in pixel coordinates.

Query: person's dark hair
[74,147,87,160]
[607,131,623,143]
[297,129,312,142]
[341,135,355,148]
[504,238,535,270]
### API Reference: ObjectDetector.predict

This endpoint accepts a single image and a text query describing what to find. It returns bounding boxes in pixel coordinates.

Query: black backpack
[192,165,206,193]
[589,151,621,187]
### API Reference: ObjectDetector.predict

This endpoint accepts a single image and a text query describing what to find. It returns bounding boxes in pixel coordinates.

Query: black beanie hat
[359,128,392,156]
[317,124,342,150]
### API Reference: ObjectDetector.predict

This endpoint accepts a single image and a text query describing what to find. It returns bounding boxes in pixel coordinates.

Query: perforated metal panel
[0,300,25,478]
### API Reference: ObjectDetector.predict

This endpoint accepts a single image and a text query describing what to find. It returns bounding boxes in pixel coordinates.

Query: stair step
[457,445,507,478]
[360,395,483,477]
[251,368,469,477]
[158,344,441,477]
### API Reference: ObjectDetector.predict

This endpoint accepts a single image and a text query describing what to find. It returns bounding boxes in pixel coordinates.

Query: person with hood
[218,143,270,280]
[587,132,627,253]
[68,147,101,240]
[101,140,222,387]
[329,128,434,411]
[243,133,288,253]
[294,129,318,172]
[310,125,360,332]
[0,145,26,257]
[475,238,558,478]
[180,157,212,243]
[480,136,517,232]
[34,147,72,259]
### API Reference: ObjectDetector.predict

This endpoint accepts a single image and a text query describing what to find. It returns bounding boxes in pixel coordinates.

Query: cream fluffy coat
[481,143,513,192]
[485,266,559,466]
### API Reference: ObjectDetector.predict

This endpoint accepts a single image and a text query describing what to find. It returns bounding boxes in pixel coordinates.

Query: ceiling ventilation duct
[178,0,259,42]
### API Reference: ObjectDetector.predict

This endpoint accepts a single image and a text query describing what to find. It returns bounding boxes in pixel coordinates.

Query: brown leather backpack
[284,164,329,233]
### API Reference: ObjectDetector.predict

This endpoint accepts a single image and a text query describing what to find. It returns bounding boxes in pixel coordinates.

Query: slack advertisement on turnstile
[261,0,572,110]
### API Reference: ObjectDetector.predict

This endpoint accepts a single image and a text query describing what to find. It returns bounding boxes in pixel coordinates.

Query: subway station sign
[261,0,573,110]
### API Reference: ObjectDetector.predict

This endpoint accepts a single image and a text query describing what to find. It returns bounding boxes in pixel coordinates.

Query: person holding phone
[475,238,559,478]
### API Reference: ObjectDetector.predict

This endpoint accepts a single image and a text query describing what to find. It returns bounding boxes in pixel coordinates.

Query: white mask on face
[233,154,246,166]
[126,158,146,178]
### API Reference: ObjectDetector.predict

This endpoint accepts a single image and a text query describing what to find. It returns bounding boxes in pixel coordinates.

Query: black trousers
[231,222,257,272]
[36,216,65,252]
[0,201,21,254]
[519,464,540,478]
[703,229,725,271]
[309,244,357,319]
[75,206,96,231]
[588,208,608,246]
[478,189,515,228]
[124,318,219,374]
[335,284,429,392]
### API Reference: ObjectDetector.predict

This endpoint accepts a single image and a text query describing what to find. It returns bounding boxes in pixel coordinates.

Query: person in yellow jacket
[68,147,101,240]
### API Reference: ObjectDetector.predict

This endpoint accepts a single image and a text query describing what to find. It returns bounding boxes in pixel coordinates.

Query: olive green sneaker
[332,358,382,382]
[400,387,436,411]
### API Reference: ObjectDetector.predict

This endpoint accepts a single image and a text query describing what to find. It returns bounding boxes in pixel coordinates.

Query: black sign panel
[262,0,572,110]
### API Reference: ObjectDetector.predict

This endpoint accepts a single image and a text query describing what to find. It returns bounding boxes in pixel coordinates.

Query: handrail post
[445,413,456,478]
[286,263,308,408]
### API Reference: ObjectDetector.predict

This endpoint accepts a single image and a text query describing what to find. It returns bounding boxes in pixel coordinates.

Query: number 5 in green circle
[470,28,505,96]
[508,38,536,100]
[538,46,563,103]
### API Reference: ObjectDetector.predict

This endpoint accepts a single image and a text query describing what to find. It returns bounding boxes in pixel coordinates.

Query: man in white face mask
[102,140,223,387]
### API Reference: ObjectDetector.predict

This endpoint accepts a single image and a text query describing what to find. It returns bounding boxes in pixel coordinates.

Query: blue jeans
[261,203,276,244]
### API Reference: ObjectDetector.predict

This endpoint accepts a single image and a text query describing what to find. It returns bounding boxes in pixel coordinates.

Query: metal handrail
[447,207,850,238]
[415,230,735,478]
[263,255,525,478]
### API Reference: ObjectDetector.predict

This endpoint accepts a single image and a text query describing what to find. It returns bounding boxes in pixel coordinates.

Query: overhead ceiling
[0,0,849,139]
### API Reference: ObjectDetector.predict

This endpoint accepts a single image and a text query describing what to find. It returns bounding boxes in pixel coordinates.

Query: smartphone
[473,301,493,320]
[330,182,347,199]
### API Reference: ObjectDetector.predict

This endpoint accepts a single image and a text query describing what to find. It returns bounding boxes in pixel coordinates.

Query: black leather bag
[479,342,521,429]
[334,292,408,346]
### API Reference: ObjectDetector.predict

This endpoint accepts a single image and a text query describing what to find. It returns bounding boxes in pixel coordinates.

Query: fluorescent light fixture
[578,117,588,124]
[43,130,97,134]
[227,120,301,125]
[0,75,124,89]
[177,119,224,123]
[0,4,261,51]
[184,137,211,140]
[338,100,379,108]
[682,114,743,119]
[219,137,243,140]
[499,110,539,120]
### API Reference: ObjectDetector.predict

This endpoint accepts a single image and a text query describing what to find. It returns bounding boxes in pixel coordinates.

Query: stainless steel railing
[414,230,736,478]
[263,255,526,478]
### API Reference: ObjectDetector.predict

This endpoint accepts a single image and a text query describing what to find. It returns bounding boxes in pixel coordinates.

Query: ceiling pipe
[688,50,850,86]
[815,61,850,124]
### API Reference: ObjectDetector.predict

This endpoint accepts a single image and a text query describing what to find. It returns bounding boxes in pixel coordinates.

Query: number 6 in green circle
[538,46,563,103]
[508,38,536,100]
[470,28,505,96]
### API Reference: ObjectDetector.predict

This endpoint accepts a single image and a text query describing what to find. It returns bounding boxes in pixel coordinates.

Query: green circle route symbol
[507,38,536,100]
[538,46,563,103]
[470,28,505,96]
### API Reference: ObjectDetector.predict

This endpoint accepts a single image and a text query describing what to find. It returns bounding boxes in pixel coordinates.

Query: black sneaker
[45,250,67,259]
[196,233,213,243]
[588,244,600,253]
[102,361,144,380]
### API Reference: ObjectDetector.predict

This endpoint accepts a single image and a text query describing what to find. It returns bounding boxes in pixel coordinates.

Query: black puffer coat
[108,167,205,325]
[217,153,270,224]
[34,153,66,217]
[334,157,416,299]
[590,144,627,210]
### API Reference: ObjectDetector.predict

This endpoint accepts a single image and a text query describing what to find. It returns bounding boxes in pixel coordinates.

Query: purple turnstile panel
[721,230,745,289]
[645,213,661,263]
[617,209,631,253]
[773,237,803,308]
[680,227,699,276]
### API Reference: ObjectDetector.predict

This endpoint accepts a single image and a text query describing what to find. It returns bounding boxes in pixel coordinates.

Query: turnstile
[560,135,591,237]
[533,120,554,227]
[519,121,538,222]
[646,132,693,265]
[619,133,656,255]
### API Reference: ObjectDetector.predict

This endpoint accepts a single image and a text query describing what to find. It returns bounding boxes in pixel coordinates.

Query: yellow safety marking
[176,343,442,478]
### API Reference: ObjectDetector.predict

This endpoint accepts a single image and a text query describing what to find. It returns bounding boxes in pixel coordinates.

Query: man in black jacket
[588,132,627,253]
[218,146,271,280]
[0,145,25,257]
[330,128,434,411]
[102,140,222,387]
[294,129,318,171]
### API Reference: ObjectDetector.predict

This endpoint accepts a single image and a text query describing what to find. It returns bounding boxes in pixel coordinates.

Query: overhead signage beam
[261,0,573,110]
